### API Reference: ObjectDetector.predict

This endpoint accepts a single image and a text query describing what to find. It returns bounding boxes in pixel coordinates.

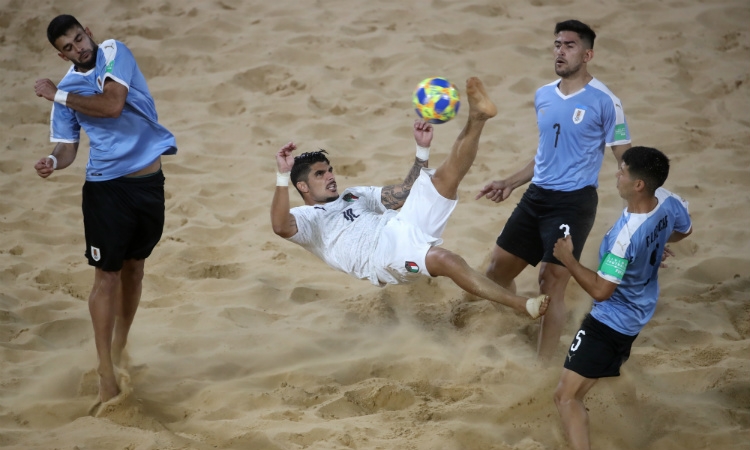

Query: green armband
[599,252,627,280]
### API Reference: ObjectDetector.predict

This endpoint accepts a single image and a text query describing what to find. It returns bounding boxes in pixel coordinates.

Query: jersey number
[570,329,585,351]
[553,123,561,148]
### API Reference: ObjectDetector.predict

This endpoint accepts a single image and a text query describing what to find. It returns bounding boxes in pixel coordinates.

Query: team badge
[343,193,359,202]
[405,261,419,273]
[91,246,101,261]
[572,105,586,124]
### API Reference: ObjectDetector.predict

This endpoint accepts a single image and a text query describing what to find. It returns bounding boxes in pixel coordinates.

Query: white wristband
[54,89,69,106]
[416,144,430,161]
[276,171,290,187]
[48,154,58,170]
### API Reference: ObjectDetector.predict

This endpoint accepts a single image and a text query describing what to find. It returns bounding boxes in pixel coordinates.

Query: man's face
[553,30,591,78]
[616,162,635,200]
[54,26,98,71]
[299,161,339,204]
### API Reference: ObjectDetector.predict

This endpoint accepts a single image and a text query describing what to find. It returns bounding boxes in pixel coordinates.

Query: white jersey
[289,186,397,283]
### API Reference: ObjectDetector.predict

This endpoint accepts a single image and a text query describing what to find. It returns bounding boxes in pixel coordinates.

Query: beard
[73,42,99,72]
[324,194,340,203]
[554,60,582,78]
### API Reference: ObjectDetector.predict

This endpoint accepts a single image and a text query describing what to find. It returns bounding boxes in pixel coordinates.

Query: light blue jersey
[532,78,630,191]
[591,188,692,335]
[50,39,177,181]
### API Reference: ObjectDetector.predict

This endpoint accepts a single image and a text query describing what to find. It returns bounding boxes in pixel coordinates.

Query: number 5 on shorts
[571,330,586,352]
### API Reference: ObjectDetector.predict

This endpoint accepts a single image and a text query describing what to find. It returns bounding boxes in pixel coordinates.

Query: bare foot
[526,294,550,319]
[466,77,497,120]
[98,371,120,403]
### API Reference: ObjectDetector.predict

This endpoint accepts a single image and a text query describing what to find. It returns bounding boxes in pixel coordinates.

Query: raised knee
[426,247,464,277]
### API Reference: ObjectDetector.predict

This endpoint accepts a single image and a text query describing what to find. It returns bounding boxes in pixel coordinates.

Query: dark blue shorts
[496,184,598,266]
[82,170,165,272]
[563,313,638,379]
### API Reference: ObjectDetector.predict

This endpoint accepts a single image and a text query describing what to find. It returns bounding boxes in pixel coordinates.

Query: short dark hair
[290,150,330,197]
[554,19,596,49]
[622,146,670,195]
[47,15,83,47]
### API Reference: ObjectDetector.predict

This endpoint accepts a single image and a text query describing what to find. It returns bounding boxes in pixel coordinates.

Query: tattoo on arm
[381,158,428,209]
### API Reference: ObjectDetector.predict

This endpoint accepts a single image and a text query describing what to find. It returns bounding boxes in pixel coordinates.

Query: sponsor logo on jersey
[405,261,419,273]
[91,246,101,261]
[572,105,586,124]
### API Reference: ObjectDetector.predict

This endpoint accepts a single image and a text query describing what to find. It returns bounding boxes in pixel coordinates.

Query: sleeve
[49,102,80,143]
[288,207,313,244]
[671,193,692,234]
[603,95,631,147]
[97,40,136,91]
[349,186,387,213]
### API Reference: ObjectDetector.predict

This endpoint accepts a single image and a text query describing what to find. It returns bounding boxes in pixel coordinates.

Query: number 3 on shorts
[571,329,586,352]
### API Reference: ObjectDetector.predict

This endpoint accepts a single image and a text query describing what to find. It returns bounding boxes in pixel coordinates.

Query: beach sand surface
[1,0,749,448]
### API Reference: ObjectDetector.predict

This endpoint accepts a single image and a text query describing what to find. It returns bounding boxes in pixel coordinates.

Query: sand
[1,0,749,449]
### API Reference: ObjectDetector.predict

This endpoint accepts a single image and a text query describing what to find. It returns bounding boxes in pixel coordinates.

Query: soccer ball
[412,77,460,124]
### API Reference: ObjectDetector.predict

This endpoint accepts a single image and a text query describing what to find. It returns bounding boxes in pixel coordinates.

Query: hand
[475,179,513,202]
[34,79,58,102]
[276,142,297,173]
[34,156,55,178]
[660,246,675,268]
[553,235,575,264]
[413,120,433,148]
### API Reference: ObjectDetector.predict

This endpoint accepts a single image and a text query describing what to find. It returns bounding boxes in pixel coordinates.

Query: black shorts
[563,313,638,379]
[496,184,598,266]
[82,170,165,272]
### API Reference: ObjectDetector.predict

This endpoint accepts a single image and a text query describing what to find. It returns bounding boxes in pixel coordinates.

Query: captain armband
[598,252,628,281]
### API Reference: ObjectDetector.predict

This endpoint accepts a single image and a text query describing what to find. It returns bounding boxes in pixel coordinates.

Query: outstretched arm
[34,142,79,178]
[553,235,617,302]
[270,142,298,238]
[35,78,128,119]
[475,157,534,202]
[381,120,431,210]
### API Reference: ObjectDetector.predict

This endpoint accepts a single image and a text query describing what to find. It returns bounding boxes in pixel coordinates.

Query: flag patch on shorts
[405,261,419,273]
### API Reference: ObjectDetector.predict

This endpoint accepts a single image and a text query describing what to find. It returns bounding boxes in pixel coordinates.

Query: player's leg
[425,246,549,318]
[554,368,598,450]
[485,244,528,293]
[537,186,597,360]
[537,262,572,360]
[111,258,145,367]
[88,267,122,402]
[485,193,542,294]
[431,77,497,200]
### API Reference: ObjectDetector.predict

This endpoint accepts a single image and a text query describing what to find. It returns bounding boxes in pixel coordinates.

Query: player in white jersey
[476,19,632,361]
[272,78,550,320]
[551,146,692,450]
[32,15,177,405]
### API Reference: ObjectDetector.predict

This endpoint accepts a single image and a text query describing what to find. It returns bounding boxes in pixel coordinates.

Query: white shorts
[371,168,458,285]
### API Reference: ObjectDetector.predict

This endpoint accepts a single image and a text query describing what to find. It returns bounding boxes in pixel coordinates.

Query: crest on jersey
[343,193,359,202]
[91,246,101,261]
[405,261,419,273]
[572,105,586,124]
